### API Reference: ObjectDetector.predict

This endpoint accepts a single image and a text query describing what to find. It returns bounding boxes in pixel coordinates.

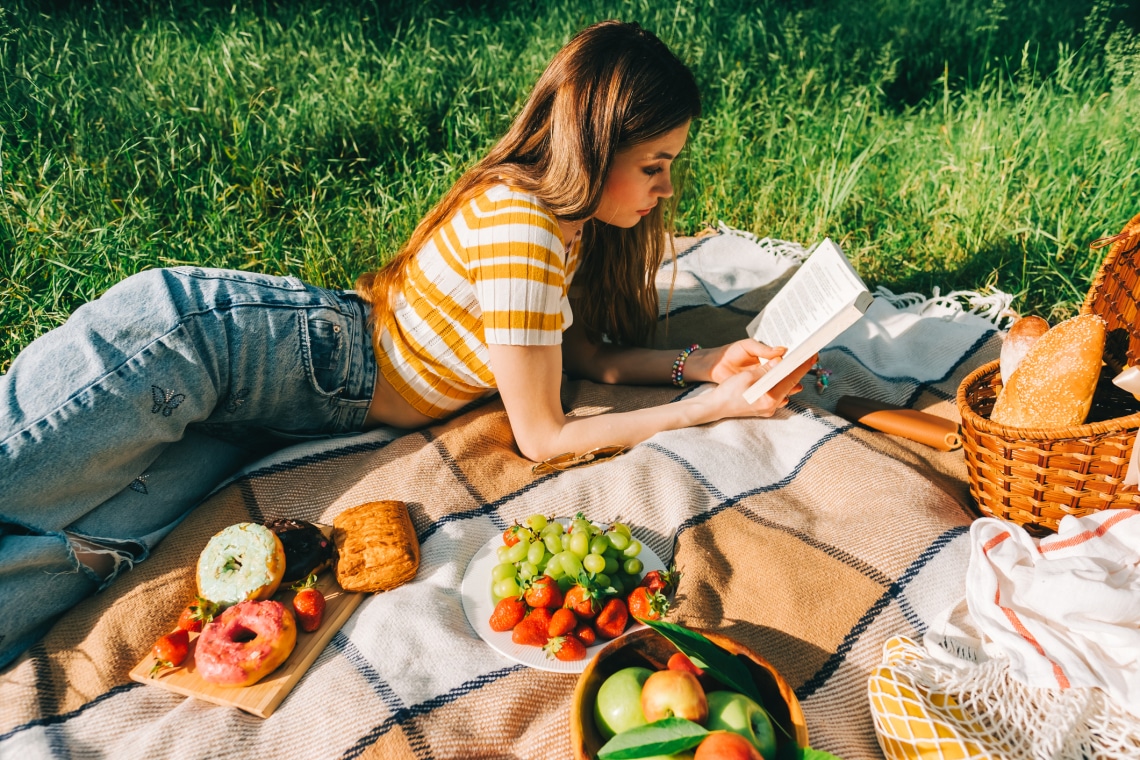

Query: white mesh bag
[868,636,1140,760]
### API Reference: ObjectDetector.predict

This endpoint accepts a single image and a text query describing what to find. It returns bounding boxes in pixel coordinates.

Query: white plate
[460,522,667,673]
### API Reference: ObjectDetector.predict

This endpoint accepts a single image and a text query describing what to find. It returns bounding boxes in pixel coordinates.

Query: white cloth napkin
[926,510,1140,716]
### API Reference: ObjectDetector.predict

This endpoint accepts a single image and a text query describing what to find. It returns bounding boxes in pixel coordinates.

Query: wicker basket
[957,212,1140,534]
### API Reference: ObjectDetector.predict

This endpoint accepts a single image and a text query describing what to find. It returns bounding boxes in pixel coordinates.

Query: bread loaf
[990,313,1106,428]
[333,500,420,593]
[1000,315,1050,385]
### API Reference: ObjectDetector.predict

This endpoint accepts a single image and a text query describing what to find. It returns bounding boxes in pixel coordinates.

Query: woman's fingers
[713,353,816,419]
[739,338,786,361]
[735,355,813,414]
[768,357,815,398]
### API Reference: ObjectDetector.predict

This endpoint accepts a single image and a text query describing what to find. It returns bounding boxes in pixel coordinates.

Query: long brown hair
[355,20,701,346]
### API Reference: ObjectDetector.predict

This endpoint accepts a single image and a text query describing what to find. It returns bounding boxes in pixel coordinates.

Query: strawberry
[176,596,218,633]
[641,565,682,595]
[291,573,326,633]
[502,523,530,547]
[148,629,189,677]
[594,597,629,640]
[530,605,554,628]
[547,607,578,637]
[489,596,527,632]
[564,576,601,619]
[627,586,669,622]
[524,575,564,609]
[573,622,597,647]
[511,606,553,647]
[543,635,587,662]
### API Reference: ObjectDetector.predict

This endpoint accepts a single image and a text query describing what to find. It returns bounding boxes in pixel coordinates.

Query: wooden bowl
[570,627,808,759]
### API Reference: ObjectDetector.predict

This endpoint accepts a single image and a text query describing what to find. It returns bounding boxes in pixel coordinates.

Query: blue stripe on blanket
[0,683,140,743]
[332,632,438,757]
[333,631,409,713]
[340,664,523,758]
[823,329,997,389]
[794,525,969,700]
[241,437,397,481]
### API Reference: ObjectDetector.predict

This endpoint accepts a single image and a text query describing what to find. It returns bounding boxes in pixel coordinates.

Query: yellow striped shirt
[377,185,581,419]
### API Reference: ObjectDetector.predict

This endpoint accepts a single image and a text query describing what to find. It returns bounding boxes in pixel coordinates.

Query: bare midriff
[364,350,439,431]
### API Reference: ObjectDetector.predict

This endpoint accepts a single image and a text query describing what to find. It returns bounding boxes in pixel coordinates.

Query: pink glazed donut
[195,600,297,687]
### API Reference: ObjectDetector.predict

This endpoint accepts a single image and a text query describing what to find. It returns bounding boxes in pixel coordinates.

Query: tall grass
[2,0,1139,370]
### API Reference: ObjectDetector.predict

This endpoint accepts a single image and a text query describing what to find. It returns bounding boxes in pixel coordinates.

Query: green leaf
[799,748,845,760]
[640,619,765,705]
[597,717,708,760]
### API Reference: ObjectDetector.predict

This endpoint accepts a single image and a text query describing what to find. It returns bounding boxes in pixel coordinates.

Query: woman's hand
[686,339,786,385]
[698,355,815,419]
[687,340,816,419]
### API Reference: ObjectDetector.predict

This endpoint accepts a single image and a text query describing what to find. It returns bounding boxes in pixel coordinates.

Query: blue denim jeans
[0,267,376,667]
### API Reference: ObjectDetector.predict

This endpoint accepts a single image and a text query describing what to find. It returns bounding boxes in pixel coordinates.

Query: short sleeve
[464,189,569,346]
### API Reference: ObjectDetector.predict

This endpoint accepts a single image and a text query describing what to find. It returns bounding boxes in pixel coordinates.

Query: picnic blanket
[0,230,1007,760]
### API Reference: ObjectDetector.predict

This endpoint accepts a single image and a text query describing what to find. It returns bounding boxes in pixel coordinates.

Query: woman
[0,20,810,667]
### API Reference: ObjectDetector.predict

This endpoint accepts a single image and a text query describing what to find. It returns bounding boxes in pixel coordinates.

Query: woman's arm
[559,321,680,385]
[560,320,797,387]
[488,340,812,462]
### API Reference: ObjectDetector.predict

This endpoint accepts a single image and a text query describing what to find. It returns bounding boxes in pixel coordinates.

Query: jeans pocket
[303,312,346,396]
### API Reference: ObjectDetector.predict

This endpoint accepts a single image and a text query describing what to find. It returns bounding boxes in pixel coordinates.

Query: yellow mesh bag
[868,637,1140,760]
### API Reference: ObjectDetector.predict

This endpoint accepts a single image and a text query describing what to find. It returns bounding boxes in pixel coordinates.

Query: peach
[693,730,765,760]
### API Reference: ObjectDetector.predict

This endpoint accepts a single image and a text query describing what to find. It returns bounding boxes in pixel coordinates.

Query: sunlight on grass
[2,0,1138,369]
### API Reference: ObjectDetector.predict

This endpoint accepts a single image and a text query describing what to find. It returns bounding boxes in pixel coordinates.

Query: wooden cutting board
[130,562,364,717]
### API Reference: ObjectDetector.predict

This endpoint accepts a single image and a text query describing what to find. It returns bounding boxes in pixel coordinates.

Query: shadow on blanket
[0,234,1002,760]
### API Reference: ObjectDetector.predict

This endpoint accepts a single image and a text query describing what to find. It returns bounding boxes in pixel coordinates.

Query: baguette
[990,313,1106,428]
[1000,315,1050,386]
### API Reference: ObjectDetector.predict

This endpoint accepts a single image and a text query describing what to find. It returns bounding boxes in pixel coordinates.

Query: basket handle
[1090,231,1132,250]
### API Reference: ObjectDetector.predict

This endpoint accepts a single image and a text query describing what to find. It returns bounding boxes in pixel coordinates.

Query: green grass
[3,0,1139,371]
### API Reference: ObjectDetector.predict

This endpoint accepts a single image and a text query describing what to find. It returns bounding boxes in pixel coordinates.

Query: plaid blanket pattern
[0,233,1002,759]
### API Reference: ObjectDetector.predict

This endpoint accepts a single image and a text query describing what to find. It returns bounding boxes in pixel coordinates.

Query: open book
[743,238,873,404]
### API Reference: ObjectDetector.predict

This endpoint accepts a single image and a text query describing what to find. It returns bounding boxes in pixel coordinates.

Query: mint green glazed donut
[196,522,286,606]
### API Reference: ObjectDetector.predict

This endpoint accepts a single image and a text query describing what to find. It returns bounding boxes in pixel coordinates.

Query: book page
[742,239,872,403]
[747,239,867,349]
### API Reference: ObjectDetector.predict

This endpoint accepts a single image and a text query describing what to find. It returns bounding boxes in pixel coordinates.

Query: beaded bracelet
[670,344,701,388]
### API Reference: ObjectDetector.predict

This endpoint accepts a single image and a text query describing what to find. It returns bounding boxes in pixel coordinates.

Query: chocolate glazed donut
[266,519,334,583]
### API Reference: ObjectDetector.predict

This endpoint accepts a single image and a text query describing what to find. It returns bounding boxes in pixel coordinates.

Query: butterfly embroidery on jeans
[151,386,185,417]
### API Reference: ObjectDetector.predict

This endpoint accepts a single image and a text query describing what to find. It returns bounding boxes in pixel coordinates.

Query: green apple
[705,691,777,759]
[593,666,653,740]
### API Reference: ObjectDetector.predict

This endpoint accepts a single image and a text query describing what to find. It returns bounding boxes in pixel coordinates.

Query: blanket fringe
[875,286,1015,328]
[716,221,810,262]
[716,223,1014,329]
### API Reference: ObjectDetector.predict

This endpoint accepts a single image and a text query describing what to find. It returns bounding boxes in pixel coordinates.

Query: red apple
[693,730,764,760]
[640,669,709,724]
